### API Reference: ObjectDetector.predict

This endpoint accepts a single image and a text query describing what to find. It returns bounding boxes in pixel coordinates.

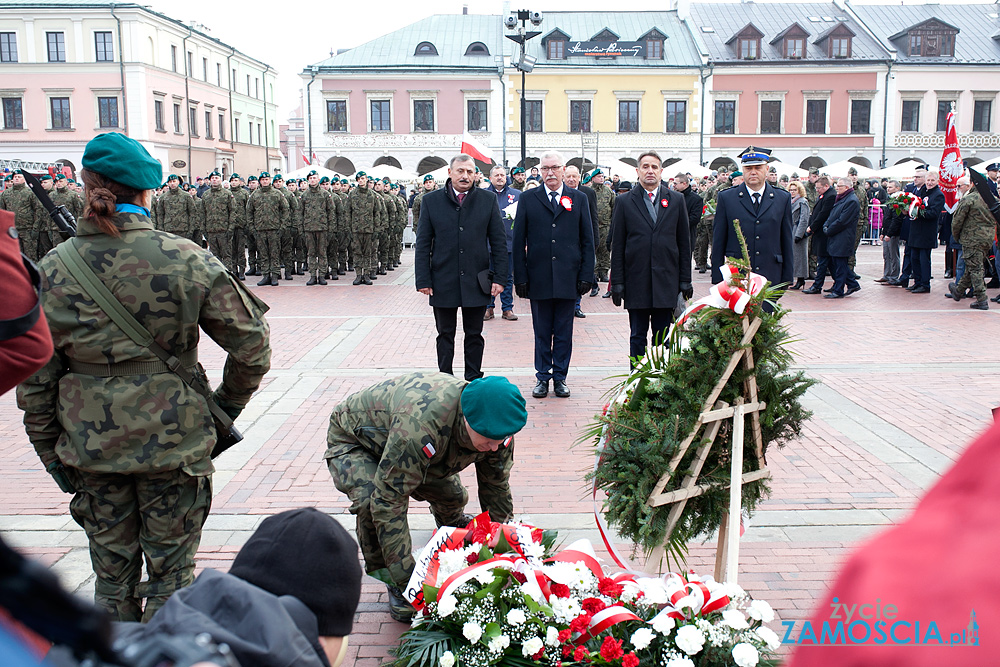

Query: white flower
[754,626,781,651]
[439,651,455,667]
[620,582,640,603]
[721,609,750,630]
[506,609,527,626]
[550,597,582,623]
[665,657,695,667]
[521,541,546,561]
[488,635,511,653]
[543,561,577,585]
[521,636,544,657]
[635,577,670,605]
[724,582,747,600]
[473,568,495,585]
[747,599,775,623]
[437,595,458,617]
[545,626,560,647]
[732,642,760,667]
[651,613,676,636]
[675,625,706,656]
[630,627,656,650]
[463,621,483,644]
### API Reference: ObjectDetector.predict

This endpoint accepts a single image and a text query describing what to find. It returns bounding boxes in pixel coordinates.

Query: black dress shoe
[824,292,844,298]
[911,286,930,293]
[590,286,600,297]
[992,294,1000,303]
[846,286,861,296]
[823,287,834,293]
[602,291,612,298]
[905,285,918,291]
[553,380,570,398]
[532,381,549,398]
[575,309,586,318]
[802,286,822,294]
[944,270,953,279]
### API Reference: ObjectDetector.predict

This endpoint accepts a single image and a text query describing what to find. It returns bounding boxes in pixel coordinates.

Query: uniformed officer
[348,172,377,285]
[325,372,527,622]
[16,132,271,622]
[0,171,42,260]
[509,166,527,191]
[154,174,196,238]
[273,174,300,280]
[410,174,436,235]
[948,186,995,309]
[246,172,289,286]
[711,146,794,288]
[591,169,616,282]
[300,170,334,285]
[228,174,249,280]
[201,171,234,269]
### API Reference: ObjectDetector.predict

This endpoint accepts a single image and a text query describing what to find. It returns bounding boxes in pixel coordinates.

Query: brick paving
[1,243,998,664]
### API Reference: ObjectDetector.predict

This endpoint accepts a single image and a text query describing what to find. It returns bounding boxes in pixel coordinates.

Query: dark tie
[752,192,761,212]
[457,192,466,205]
[550,191,559,211]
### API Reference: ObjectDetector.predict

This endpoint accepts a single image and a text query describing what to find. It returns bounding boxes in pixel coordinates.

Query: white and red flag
[460,134,493,164]
[300,151,311,165]
[939,110,964,213]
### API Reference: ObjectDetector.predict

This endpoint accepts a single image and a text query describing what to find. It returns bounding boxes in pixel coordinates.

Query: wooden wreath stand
[645,316,770,585]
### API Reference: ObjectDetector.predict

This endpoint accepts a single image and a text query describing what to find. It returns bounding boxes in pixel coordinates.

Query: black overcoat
[610,184,691,310]
[909,185,944,249]
[823,191,861,258]
[808,188,836,257]
[414,181,507,308]
[512,185,595,300]
[711,182,794,286]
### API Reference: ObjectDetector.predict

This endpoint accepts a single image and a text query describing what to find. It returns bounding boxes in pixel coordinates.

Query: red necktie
[457,192,466,205]
[649,191,655,203]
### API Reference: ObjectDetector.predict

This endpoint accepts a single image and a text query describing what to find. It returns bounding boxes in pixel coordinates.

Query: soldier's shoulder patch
[422,443,436,458]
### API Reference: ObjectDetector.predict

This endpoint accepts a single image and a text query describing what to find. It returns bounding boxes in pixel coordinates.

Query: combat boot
[330,271,339,280]
[378,266,387,275]
[337,267,346,275]
[306,276,318,286]
[284,268,293,280]
[246,265,258,276]
[386,584,415,623]
[317,276,328,285]
[353,275,363,285]
[256,274,272,286]
[271,273,281,285]
[970,300,989,310]
[363,275,373,286]
[369,270,378,281]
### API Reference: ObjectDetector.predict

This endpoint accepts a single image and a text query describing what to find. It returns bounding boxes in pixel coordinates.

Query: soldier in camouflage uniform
[51,173,85,228]
[374,178,393,276]
[325,372,526,621]
[300,170,334,285]
[287,179,307,273]
[348,172,377,285]
[848,167,869,275]
[410,175,436,235]
[228,174,249,280]
[245,176,261,276]
[188,184,205,247]
[336,178,352,274]
[246,172,289,286]
[273,175,299,281]
[34,174,60,256]
[16,132,271,623]
[154,174,196,238]
[509,167,526,191]
[948,187,995,309]
[202,171,234,270]
[0,171,42,260]
[804,167,820,210]
[591,170,615,281]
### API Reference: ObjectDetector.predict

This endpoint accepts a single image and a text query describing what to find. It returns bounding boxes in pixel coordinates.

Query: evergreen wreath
[585,223,816,565]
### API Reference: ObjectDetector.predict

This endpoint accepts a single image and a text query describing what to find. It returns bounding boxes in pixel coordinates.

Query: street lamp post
[505,10,542,168]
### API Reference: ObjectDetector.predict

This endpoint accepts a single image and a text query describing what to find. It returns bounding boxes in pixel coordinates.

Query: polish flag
[461,134,493,164]
[939,110,964,213]
[301,151,311,165]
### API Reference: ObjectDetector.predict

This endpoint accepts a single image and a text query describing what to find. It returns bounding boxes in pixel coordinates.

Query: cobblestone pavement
[2,244,997,664]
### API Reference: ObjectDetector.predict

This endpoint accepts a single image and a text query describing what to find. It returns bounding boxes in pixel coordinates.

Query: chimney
[463,4,468,14]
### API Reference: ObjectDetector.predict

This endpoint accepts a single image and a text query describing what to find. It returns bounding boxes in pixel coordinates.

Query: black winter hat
[229,508,362,637]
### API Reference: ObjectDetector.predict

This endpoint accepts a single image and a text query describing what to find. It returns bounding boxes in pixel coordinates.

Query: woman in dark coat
[788,181,811,289]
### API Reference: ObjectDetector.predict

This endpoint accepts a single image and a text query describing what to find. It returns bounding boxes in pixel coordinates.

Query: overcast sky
[145,0,983,123]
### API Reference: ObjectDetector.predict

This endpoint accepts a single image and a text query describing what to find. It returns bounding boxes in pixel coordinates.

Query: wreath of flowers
[886,191,925,218]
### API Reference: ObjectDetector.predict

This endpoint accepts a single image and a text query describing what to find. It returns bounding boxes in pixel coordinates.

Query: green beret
[356,171,367,178]
[82,132,164,191]
[308,170,318,177]
[319,176,329,184]
[259,172,270,179]
[461,376,527,441]
[731,171,742,178]
[40,174,52,181]
[209,171,221,178]
[340,178,349,184]
[54,173,66,181]
[272,174,284,181]
[167,174,180,182]
[423,174,435,182]
[382,177,390,184]
[230,173,240,180]
[247,175,257,182]
[390,183,399,189]
[591,168,603,176]
[511,167,525,175]
[581,173,593,185]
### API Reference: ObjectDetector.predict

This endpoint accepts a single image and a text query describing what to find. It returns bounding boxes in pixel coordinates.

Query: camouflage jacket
[332,192,347,233]
[594,182,616,228]
[347,186,377,234]
[155,188,196,234]
[281,188,300,230]
[50,186,85,226]
[190,194,205,231]
[510,181,525,192]
[805,181,818,210]
[374,192,389,234]
[853,182,869,226]
[246,185,289,232]
[392,194,407,232]
[16,212,271,476]
[951,189,996,247]
[230,187,249,228]
[325,372,514,587]
[0,183,41,234]
[201,185,234,234]
[300,185,334,232]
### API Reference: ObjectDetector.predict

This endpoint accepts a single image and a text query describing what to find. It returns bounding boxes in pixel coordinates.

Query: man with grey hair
[415,154,508,380]
[513,151,595,399]
[822,177,862,298]
[876,180,903,284]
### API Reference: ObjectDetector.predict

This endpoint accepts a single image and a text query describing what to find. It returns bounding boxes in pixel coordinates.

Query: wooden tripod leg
[715,511,729,583]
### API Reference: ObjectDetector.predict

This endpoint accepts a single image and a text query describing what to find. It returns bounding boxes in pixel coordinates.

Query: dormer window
[548,39,565,59]
[728,24,764,60]
[785,37,805,58]
[830,36,850,57]
[897,19,958,57]
[909,34,922,56]
[647,39,663,59]
[465,42,489,56]
[592,29,619,42]
[772,23,809,59]
[414,42,438,56]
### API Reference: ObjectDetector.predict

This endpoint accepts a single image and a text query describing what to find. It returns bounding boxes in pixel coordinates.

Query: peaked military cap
[809,167,820,175]
[986,163,1000,172]
[739,146,771,166]
[768,166,777,173]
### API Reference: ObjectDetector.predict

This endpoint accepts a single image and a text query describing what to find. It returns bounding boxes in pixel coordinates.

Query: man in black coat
[876,179,904,284]
[802,177,836,294]
[822,178,862,298]
[890,167,926,288]
[512,151,595,399]
[711,147,794,288]
[908,170,944,293]
[674,173,703,263]
[610,151,692,365]
[564,164,600,311]
[414,154,507,380]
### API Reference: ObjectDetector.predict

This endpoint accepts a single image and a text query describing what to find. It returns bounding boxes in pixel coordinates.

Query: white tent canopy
[366,164,418,183]
[280,165,343,181]
[873,159,930,180]
[763,160,801,178]
[596,159,640,180]
[425,165,450,183]
[823,160,878,178]
[662,159,712,179]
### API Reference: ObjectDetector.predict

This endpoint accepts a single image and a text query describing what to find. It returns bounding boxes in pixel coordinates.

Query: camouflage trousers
[206,232,231,270]
[295,228,308,267]
[694,215,713,270]
[344,230,354,270]
[280,227,298,272]
[304,230,328,279]
[371,230,387,272]
[189,228,204,248]
[326,230,344,275]
[256,229,281,278]
[68,467,211,622]
[353,231,372,277]
[245,229,259,270]
[230,226,247,275]
[595,224,610,279]
[327,446,468,584]
[849,217,867,270]
[956,243,991,301]
[18,230,41,262]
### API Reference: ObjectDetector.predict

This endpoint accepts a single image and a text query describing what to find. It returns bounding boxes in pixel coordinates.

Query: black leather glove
[610,283,625,307]
[680,282,694,300]
[211,392,243,421]
[514,283,529,299]
[576,281,593,296]
[45,460,75,494]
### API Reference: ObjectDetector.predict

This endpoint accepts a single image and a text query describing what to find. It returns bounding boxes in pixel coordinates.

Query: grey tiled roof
[689,1,890,63]
[307,14,503,71]
[849,2,1000,64]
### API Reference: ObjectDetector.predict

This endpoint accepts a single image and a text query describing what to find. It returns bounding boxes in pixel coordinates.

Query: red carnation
[599,637,623,661]
[569,613,592,634]
[598,577,623,598]
[558,629,572,643]
[466,552,479,565]
[622,652,639,667]
[512,571,528,584]
[532,648,545,661]
[581,597,606,614]
[573,646,589,662]
[562,645,573,658]
[551,583,571,598]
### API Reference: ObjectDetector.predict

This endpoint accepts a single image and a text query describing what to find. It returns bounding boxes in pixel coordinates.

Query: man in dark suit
[563,165,600,314]
[802,176,836,294]
[512,151,595,399]
[908,170,944,293]
[822,178,862,298]
[674,173,703,263]
[610,151,692,365]
[414,154,507,380]
[889,167,926,288]
[711,147,794,288]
